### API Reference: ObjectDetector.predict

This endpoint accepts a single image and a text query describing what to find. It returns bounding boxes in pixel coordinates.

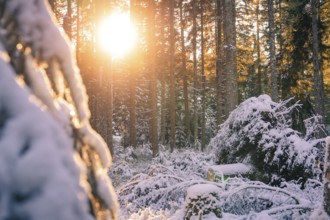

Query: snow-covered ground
[109,141,325,220]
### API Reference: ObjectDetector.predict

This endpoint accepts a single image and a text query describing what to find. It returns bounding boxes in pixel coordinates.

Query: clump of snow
[210,163,252,176]
[209,95,320,185]
[186,184,221,199]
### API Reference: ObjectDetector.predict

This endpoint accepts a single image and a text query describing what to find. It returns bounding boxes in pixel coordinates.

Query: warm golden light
[98,13,137,58]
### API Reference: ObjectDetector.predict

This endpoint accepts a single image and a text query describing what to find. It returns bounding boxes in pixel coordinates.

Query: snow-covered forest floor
[109,96,330,220]
[109,140,324,220]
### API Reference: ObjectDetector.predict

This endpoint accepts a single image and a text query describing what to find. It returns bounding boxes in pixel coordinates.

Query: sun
[98,13,137,58]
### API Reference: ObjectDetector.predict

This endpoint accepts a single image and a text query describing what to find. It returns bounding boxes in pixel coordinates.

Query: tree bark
[223,0,237,114]
[76,0,80,65]
[216,0,225,125]
[148,0,159,157]
[311,0,325,118]
[64,0,72,40]
[267,0,278,102]
[159,1,166,145]
[200,0,206,151]
[105,58,113,155]
[129,0,137,147]
[179,0,190,142]
[169,0,176,151]
[256,0,262,95]
[192,0,199,148]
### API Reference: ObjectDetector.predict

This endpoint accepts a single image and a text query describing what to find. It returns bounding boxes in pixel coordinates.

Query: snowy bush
[0,0,117,219]
[184,184,222,219]
[209,95,321,185]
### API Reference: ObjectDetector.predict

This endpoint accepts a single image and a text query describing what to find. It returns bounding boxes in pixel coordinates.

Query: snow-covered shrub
[304,115,327,141]
[222,182,299,215]
[153,149,214,179]
[184,184,222,219]
[117,173,187,214]
[209,95,320,185]
[218,178,317,219]
[0,0,117,219]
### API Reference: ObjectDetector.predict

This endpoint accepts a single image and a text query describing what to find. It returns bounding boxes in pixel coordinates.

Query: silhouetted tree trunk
[148,0,159,157]
[256,0,262,95]
[159,1,167,145]
[169,0,176,151]
[200,0,206,151]
[179,0,190,141]
[76,0,80,64]
[216,0,225,124]
[105,58,113,155]
[192,0,198,148]
[129,0,137,147]
[267,0,278,102]
[64,0,72,40]
[223,0,237,114]
[311,0,325,118]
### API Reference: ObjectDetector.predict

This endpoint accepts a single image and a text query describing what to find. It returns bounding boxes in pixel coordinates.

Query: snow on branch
[0,0,118,218]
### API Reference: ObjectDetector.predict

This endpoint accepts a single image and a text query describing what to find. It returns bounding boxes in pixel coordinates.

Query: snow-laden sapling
[209,95,320,186]
[0,0,118,219]
[184,184,222,219]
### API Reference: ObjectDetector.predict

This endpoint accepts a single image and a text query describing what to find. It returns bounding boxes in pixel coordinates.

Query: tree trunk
[148,0,159,157]
[105,58,113,155]
[267,0,278,102]
[223,0,237,114]
[200,0,206,151]
[311,0,324,118]
[160,1,166,145]
[192,0,199,148]
[216,0,225,125]
[76,0,80,65]
[169,0,176,151]
[256,0,262,95]
[179,0,190,142]
[64,0,72,40]
[129,0,137,147]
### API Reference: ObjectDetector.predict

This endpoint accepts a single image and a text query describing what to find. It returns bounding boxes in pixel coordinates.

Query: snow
[309,206,330,220]
[186,184,221,199]
[0,0,118,218]
[209,163,251,176]
[326,137,330,146]
[110,146,324,220]
[208,95,320,184]
[6,0,111,168]
[0,48,93,219]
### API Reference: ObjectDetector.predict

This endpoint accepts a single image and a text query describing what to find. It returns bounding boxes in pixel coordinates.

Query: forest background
[48,0,330,156]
